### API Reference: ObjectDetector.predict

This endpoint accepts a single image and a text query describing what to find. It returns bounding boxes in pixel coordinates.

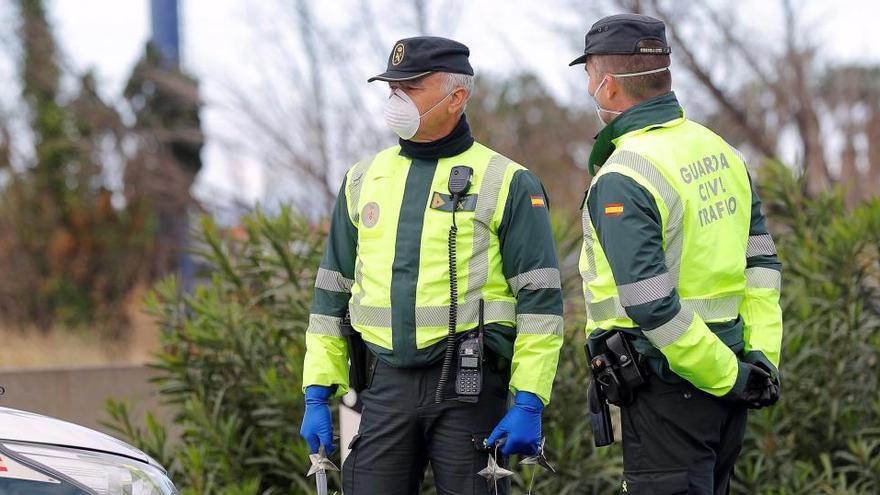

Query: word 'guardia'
[681,153,738,228]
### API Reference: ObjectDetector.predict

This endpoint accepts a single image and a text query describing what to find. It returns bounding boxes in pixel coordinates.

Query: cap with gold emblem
[368,36,473,83]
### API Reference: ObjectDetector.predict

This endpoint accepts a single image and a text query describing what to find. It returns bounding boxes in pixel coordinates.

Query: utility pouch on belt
[605,331,646,396]
[584,331,648,447]
[342,310,371,394]
[586,342,614,447]
[589,332,646,406]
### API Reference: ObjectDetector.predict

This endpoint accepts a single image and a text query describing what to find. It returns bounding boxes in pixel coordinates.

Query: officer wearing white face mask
[571,14,783,494]
[299,36,564,494]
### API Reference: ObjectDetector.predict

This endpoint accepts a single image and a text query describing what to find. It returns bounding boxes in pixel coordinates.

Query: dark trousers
[342,357,511,495]
[620,376,748,495]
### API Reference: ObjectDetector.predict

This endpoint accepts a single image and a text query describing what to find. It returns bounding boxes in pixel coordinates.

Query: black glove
[723,361,778,409]
[743,351,781,408]
[756,377,780,408]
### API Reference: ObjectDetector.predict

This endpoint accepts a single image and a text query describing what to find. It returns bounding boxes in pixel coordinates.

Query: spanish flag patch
[530,195,545,208]
[604,203,624,216]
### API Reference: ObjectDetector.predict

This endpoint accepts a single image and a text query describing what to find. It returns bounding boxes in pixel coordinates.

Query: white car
[0,407,177,494]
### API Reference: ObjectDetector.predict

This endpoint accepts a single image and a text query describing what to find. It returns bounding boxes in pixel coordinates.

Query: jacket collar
[588,91,684,175]
[399,114,475,160]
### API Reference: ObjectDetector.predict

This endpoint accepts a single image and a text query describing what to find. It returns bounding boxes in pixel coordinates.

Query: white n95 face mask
[383,88,453,140]
[590,76,620,123]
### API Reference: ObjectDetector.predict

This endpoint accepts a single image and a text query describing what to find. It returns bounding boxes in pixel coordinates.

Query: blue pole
[150,0,193,289]
[150,0,180,69]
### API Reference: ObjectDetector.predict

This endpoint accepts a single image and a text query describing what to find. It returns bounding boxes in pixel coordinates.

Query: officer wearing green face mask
[299,36,564,494]
[570,14,784,495]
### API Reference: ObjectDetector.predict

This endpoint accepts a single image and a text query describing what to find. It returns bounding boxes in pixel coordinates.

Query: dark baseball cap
[368,36,474,83]
[569,13,671,66]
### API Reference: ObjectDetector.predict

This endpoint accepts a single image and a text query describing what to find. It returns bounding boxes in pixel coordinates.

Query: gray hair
[439,72,474,113]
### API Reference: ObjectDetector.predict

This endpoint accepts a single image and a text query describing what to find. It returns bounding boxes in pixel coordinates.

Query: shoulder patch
[604,203,624,216]
[530,195,545,208]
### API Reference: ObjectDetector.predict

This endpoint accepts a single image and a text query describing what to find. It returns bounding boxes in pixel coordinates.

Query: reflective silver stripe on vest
[416,300,516,328]
[315,268,354,293]
[681,296,742,321]
[586,297,627,322]
[516,313,564,336]
[586,295,742,322]
[348,304,390,327]
[643,308,693,349]
[351,257,365,305]
[617,272,674,307]
[347,158,374,225]
[609,150,686,286]
[581,207,597,303]
[745,267,782,291]
[507,268,561,295]
[349,299,516,328]
[746,234,777,257]
[347,155,376,303]
[307,314,344,337]
[465,154,509,303]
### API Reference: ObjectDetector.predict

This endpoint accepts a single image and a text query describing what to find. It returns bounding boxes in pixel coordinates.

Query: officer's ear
[447,87,468,115]
[604,74,621,101]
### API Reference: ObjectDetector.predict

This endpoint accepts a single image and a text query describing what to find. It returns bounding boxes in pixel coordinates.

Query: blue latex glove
[300,385,335,454]
[487,391,544,456]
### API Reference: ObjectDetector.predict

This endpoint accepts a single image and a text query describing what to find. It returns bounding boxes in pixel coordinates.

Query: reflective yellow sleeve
[645,308,740,396]
[498,169,564,406]
[303,331,349,398]
[301,175,357,399]
[509,314,564,405]
[742,175,784,368]
[741,277,783,367]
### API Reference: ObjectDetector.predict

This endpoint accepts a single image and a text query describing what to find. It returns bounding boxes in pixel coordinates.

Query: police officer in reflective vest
[299,36,564,494]
[570,14,784,494]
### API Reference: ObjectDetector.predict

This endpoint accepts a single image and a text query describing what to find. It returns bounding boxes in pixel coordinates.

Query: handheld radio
[434,166,474,403]
[448,166,473,204]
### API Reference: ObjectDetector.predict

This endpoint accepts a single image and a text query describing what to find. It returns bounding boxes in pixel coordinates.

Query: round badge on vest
[362,202,380,228]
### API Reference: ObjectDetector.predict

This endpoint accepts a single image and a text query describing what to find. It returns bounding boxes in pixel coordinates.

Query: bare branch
[294,0,336,207]
[412,0,428,34]
[648,0,778,159]
[781,0,830,195]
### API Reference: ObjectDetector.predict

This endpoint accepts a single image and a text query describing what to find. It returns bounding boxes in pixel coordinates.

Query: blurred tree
[218,0,385,213]
[124,42,204,280]
[0,0,155,332]
[220,0,466,214]
[468,73,598,213]
[819,65,880,205]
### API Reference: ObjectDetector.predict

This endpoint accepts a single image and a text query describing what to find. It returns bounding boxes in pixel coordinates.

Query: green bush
[730,162,880,494]
[108,162,880,494]
[106,207,330,494]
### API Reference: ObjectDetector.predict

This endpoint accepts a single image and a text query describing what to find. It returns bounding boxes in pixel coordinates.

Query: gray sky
[40,0,880,205]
